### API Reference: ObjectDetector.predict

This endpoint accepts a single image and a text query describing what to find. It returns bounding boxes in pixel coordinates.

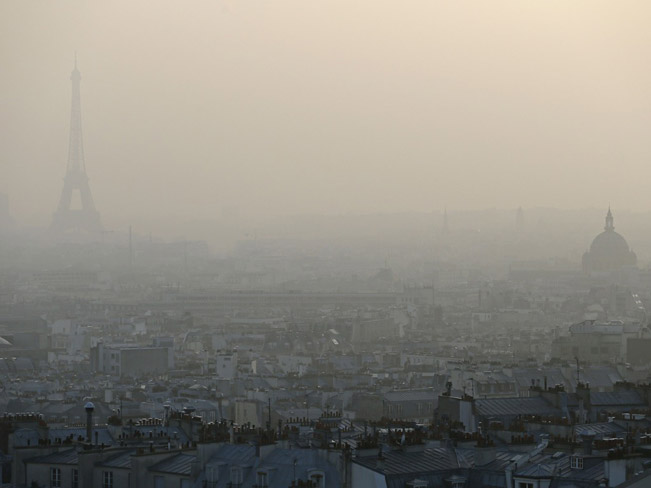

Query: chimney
[581,431,596,455]
[85,402,95,444]
[505,462,515,488]
[163,402,171,423]
[376,446,385,471]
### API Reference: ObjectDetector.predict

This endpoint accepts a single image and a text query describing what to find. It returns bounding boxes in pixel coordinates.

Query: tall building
[51,59,102,234]
[582,208,636,275]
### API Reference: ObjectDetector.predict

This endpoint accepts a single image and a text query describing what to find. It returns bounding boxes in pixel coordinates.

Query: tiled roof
[257,449,341,488]
[208,444,256,465]
[590,390,645,406]
[574,422,624,438]
[475,396,559,418]
[49,427,115,446]
[384,390,438,403]
[202,446,341,488]
[354,447,462,475]
[515,454,604,482]
[511,368,566,389]
[98,450,135,469]
[149,452,196,475]
[26,448,78,465]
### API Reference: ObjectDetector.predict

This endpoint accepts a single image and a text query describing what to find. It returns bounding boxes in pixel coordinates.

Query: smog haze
[2,1,651,237]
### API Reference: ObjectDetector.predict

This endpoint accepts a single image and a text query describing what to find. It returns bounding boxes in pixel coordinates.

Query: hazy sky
[2,1,651,229]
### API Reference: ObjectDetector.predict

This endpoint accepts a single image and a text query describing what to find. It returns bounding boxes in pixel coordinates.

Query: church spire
[605,207,614,231]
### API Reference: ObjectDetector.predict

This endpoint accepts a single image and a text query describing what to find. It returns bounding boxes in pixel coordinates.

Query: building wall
[118,348,169,377]
[150,472,192,488]
[92,467,130,488]
[351,463,387,488]
[552,334,622,362]
[235,400,264,428]
[627,338,651,366]
[25,463,77,488]
[216,353,238,380]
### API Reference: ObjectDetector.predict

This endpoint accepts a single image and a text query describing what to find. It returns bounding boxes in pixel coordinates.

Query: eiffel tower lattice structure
[51,59,102,234]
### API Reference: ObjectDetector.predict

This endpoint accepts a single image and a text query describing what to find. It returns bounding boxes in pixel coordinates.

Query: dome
[589,230,632,257]
[582,208,636,274]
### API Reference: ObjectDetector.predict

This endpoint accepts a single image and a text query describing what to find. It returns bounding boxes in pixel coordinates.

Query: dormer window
[256,470,269,488]
[50,467,61,488]
[571,456,584,469]
[205,463,219,486]
[308,469,325,488]
[230,466,243,487]
[406,479,428,488]
[444,474,466,488]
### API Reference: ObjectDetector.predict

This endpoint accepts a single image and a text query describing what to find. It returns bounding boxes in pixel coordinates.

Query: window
[154,476,164,488]
[102,471,113,488]
[518,483,534,488]
[309,471,325,488]
[180,480,191,488]
[406,481,427,488]
[71,469,79,488]
[205,465,218,484]
[230,467,243,487]
[256,471,268,488]
[571,456,583,469]
[50,467,61,488]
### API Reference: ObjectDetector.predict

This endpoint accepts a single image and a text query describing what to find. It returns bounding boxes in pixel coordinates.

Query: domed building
[582,208,636,274]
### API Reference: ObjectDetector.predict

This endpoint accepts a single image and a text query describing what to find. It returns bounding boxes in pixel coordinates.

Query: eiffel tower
[51,58,102,233]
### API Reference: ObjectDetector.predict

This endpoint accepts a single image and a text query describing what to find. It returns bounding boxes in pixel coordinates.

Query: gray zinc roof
[590,390,645,406]
[354,447,463,475]
[26,448,78,465]
[384,390,438,403]
[149,452,196,476]
[98,450,135,469]
[474,396,560,418]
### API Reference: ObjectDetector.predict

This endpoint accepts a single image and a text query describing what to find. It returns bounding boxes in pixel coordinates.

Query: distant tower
[605,206,614,231]
[51,58,102,233]
[516,206,524,233]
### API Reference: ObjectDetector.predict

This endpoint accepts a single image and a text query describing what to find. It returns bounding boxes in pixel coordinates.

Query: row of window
[49,468,104,488]
[49,467,78,488]
[49,468,193,488]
